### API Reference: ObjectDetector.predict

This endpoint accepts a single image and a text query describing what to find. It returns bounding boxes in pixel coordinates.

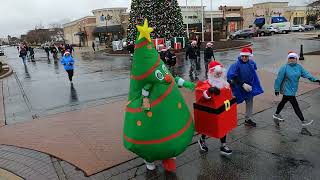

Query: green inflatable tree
[123,19,194,171]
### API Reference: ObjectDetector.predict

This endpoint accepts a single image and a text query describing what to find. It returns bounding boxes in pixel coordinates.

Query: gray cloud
[0,0,306,38]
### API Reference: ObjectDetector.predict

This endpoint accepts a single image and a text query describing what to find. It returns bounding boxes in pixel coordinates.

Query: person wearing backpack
[273,51,320,129]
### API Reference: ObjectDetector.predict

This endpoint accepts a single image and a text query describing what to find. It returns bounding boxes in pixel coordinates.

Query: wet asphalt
[1,32,320,124]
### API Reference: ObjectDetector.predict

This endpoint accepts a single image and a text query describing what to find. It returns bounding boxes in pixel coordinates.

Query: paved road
[2,32,320,124]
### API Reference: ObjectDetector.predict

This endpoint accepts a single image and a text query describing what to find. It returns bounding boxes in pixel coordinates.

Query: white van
[254,16,291,34]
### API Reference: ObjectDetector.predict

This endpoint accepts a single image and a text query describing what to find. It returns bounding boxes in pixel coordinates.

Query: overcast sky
[0,0,308,38]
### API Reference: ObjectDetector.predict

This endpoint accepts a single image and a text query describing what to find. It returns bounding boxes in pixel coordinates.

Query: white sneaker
[144,160,156,171]
[302,119,314,127]
[273,114,284,121]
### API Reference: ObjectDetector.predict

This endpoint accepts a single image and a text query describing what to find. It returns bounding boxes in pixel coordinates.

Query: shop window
[293,17,304,25]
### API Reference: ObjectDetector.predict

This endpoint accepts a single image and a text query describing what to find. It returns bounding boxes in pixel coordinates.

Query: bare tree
[49,23,65,43]
[306,0,320,27]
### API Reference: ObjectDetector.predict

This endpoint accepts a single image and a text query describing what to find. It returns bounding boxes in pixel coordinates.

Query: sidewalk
[0,86,319,180]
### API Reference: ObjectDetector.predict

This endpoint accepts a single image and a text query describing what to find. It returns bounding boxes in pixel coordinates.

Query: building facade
[285,6,307,25]
[243,2,308,28]
[63,16,96,47]
[180,6,204,35]
[92,8,127,44]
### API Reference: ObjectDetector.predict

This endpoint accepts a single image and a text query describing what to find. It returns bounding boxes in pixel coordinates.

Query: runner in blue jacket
[60,50,74,83]
[227,47,264,127]
[273,52,320,127]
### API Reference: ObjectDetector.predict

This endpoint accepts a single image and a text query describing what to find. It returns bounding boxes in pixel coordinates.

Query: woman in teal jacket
[273,52,320,127]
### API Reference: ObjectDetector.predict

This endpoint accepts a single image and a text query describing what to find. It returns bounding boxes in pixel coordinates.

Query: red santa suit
[194,61,238,138]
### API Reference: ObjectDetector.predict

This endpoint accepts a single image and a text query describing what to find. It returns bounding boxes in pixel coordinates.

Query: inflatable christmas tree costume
[123,19,194,168]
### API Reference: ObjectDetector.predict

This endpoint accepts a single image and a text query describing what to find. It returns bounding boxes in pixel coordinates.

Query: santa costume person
[196,61,237,155]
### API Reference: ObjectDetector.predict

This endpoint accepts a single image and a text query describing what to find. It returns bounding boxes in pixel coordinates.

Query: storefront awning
[94,25,123,34]
[226,17,243,21]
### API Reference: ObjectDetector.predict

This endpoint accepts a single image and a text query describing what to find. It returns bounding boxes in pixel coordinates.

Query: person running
[197,61,235,155]
[204,42,215,77]
[29,47,35,62]
[44,44,50,60]
[92,41,96,52]
[19,44,28,65]
[186,41,199,80]
[273,51,320,127]
[60,50,74,83]
[227,47,264,127]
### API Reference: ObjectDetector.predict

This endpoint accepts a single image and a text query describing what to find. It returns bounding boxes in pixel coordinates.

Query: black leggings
[276,95,304,121]
[202,134,226,144]
[66,69,74,81]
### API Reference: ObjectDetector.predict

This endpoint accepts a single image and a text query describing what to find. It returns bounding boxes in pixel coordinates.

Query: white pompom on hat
[287,51,299,59]
[64,50,70,56]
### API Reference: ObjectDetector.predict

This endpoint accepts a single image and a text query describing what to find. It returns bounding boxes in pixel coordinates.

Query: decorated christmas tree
[127,0,186,43]
[123,19,194,166]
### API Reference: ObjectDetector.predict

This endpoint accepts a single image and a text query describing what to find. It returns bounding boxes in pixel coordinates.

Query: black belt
[193,98,236,115]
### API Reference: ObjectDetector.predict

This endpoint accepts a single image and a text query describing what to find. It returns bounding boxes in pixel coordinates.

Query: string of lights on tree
[127,0,186,43]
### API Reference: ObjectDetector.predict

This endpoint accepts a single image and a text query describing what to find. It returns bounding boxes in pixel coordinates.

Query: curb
[0,168,23,180]
[103,42,252,57]
[0,66,13,79]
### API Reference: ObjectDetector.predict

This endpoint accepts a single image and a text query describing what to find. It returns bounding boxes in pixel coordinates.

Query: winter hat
[208,60,223,73]
[206,42,213,47]
[64,50,70,56]
[247,47,253,57]
[288,51,299,59]
[191,41,197,46]
[240,47,251,56]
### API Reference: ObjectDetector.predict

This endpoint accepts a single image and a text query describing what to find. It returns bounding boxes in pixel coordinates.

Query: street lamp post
[201,0,204,42]
[186,0,189,38]
[210,0,213,42]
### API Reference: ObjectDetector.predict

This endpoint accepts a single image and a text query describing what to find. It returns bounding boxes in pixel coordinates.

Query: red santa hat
[208,60,223,73]
[240,47,252,56]
[247,47,253,57]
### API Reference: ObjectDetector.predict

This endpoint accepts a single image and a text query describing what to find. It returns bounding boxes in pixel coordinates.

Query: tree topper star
[136,19,153,42]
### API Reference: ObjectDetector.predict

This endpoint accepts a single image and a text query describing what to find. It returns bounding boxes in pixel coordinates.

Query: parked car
[303,25,315,31]
[257,26,272,36]
[0,47,4,56]
[267,26,280,34]
[229,29,254,40]
[291,25,305,32]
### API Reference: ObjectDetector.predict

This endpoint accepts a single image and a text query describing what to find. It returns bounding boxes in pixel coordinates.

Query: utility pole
[186,0,189,38]
[201,0,204,42]
[210,0,213,42]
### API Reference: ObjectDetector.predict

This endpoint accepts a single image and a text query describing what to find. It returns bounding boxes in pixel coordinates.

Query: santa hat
[247,47,253,57]
[208,60,223,73]
[64,50,70,56]
[240,47,252,56]
[288,51,299,59]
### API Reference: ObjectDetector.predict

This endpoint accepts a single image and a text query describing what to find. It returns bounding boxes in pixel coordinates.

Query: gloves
[208,87,220,95]
[315,80,320,85]
[242,83,252,92]
[275,91,279,96]
[184,81,195,91]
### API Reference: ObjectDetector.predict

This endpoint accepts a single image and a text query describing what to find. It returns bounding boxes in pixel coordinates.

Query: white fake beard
[208,71,230,89]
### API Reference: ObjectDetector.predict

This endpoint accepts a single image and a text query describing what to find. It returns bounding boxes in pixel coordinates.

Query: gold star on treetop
[136,19,153,42]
